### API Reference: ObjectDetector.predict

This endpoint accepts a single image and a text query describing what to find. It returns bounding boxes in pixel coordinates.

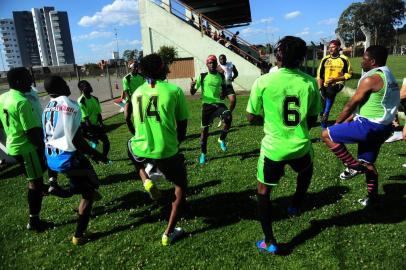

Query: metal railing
[152,0,262,66]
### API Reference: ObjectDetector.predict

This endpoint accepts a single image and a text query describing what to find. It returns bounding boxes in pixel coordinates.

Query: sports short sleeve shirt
[195,72,224,104]
[247,68,322,161]
[78,94,102,125]
[317,54,352,87]
[0,89,41,155]
[43,96,82,172]
[122,73,145,100]
[130,80,189,159]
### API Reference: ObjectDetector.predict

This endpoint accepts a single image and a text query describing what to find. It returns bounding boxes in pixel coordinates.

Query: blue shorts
[327,117,393,163]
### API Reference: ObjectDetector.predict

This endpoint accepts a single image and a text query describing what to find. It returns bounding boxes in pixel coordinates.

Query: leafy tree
[337,0,405,47]
[122,49,139,62]
[336,3,367,49]
[157,46,178,65]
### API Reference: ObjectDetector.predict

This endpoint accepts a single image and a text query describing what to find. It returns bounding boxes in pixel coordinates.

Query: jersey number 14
[136,95,161,122]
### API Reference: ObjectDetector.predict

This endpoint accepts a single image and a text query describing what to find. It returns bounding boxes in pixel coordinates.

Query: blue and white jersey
[42,96,81,172]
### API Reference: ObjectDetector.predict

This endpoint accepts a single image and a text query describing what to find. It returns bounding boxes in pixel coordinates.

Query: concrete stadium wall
[139,0,261,92]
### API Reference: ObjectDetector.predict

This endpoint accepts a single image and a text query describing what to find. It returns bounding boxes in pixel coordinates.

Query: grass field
[1,93,406,269]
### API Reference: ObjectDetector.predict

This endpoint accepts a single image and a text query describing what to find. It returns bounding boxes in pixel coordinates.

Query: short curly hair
[274,36,307,69]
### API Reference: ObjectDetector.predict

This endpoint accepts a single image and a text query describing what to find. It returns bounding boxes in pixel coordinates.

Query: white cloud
[250,17,274,26]
[284,11,301,20]
[316,31,324,35]
[89,39,142,53]
[295,27,310,36]
[318,18,338,25]
[240,26,279,36]
[73,31,113,42]
[78,0,139,27]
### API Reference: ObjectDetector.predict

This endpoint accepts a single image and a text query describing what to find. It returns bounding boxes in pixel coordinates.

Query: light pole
[114,28,119,78]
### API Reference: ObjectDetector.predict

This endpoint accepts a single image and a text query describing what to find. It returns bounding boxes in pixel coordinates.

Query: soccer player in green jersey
[191,55,233,164]
[247,36,321,254]
[122,60,146,134]
[128,54,189,246]
[0,67,51,231]
[77,80,110,160]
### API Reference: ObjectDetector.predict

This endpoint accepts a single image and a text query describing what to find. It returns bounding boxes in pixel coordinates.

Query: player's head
[219,54,227,65]
[44,75,70,97]
[78,80,93,95]
[139,53,168,86]
[362,45,388,71]
[206,55,217,72]
[274,36,306,69]
[129,60,139,74]
[7,67,33,93]
[328,40,341,56]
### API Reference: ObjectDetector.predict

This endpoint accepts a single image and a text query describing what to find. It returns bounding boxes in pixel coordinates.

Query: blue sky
[0,0,393,67]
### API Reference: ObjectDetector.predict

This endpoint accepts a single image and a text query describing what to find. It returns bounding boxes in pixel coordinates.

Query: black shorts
[201,103,229,127]
[63,154,100,195]
[258,151,313,185]
[81,124,107,141]
[222,84,236,97]
[320,84,344,99]
[127,140,187,188]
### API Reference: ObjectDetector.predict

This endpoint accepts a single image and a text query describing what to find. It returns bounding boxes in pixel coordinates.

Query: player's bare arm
[335,74,383,124]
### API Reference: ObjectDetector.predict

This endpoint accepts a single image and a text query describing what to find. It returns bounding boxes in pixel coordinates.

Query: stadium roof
[181,0,252,28]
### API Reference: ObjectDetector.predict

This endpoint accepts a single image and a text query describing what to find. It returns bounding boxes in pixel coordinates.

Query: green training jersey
[122,73,145,100]
[78,94,102,125]
[130,80,189,159]
[247,68,321,161]
[195,72,225,104]
[0,89,41,155]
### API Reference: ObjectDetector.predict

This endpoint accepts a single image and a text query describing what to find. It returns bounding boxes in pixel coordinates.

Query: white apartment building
[0,19,22,69]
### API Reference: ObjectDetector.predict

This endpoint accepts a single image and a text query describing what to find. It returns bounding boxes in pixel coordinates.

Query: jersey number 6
[136,95,161,123]
[283,96,301,127]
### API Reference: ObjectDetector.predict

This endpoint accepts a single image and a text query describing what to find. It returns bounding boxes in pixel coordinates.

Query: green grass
[1,94,406,269]
[306,55,406,89]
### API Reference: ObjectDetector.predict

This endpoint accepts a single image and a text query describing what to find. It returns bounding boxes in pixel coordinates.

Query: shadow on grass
[281,183,406,255]
[103,122,125,133]
[187,185,349,236]
[87,180,222,242]
[100,171,138,185]
[185,127,239,140]
[207,148,260,161]
[0,164,22,180]
[388,175,406,181]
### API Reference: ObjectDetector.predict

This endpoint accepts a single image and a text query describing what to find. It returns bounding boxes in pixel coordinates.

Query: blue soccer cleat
[199,153,207,165]
[256,239,278,254]
[218,139,227,152]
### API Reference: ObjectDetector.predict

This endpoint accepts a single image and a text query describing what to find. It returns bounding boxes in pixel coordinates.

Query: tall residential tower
[0,6,75,69]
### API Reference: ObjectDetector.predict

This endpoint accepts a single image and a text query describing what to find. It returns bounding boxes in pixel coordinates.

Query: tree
[157,46,178,65]
[336,2,367,50]
[363,0,405,45]
[122,49,139,62]
[337,0,405,47]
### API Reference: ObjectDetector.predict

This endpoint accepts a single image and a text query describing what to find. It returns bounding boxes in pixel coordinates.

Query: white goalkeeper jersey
[42,96,81,172]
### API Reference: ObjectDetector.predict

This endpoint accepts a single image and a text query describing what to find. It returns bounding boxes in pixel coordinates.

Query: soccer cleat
[72,236,87,245]
[199,153,207,165]
[256,239,278,254]
[162,227,184,246]
[339,167,363,180]
[218,139,227,152]
[385,131,403,143]
[287,206,300,217]
[89,141,98,149]
[48,185,72,198]
[402,163,406,168]
[143,179,161,200]
[26,219,54,232]
[358,196,379,207]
